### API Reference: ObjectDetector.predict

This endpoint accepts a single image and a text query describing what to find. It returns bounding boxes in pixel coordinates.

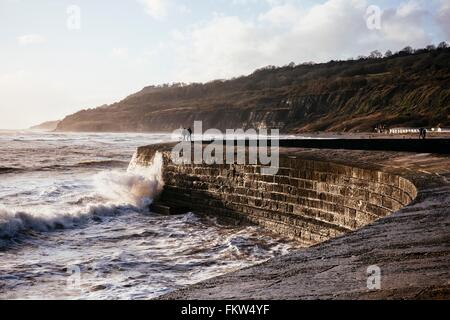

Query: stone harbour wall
[136,143,417,246]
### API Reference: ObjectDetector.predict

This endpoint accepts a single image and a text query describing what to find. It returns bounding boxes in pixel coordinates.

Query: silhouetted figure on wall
[419,128,427,139]
[187,128,192,141]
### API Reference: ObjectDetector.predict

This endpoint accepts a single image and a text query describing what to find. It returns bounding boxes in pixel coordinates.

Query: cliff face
[56,48,450,133]
[30,120,61,131]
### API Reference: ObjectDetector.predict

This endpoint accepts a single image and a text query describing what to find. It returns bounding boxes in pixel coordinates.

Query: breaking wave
[0,152,164,240]
[0,204,128,239]
[94,152,164,207]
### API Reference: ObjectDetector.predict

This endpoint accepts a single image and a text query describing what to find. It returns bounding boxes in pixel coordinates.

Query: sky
[0,0,449,129]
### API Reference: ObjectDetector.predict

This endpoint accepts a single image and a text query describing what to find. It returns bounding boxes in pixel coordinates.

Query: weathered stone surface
[137,144,417,246]
[136,143,450,300]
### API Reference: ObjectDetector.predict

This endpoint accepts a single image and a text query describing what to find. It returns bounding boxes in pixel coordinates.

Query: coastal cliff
[30,120,61,131]
[56,48,450,133]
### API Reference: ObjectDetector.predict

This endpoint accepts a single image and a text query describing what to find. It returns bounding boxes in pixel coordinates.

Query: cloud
[17,34,46,46]
[138,0,169,20]
[111,47,129,57]
[437,0,450,40]
[232,0,283,6]
[172,15,268,82]
[258,3,304,27]
[171,0,441,82]
[232,0,260,5]
[380,1,429,45]
[137,0,191,20]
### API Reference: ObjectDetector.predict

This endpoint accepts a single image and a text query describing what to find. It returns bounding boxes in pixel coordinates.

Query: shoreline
[4,129,450,139]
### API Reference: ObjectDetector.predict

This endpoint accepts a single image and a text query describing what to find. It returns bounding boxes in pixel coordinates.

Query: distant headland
[29,120,61,132]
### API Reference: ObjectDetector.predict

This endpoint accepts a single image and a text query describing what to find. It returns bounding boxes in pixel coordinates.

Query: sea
[0,131,298,300]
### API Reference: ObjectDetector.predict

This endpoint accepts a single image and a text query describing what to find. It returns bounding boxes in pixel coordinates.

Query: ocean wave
[0,152,165,241]
[75,160,129,168]
[40,160,129,171]
[94,152,164,207]
[0,167,23,174]
[0,160,129,175]
[0,203,133,240]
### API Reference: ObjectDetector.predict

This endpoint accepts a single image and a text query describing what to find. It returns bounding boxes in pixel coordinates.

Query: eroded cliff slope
[56,48,450,133]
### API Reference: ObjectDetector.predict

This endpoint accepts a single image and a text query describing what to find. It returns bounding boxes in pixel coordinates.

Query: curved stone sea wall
[136,143,417,246]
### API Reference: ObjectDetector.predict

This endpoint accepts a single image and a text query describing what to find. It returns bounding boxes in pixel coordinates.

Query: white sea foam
[94,152,164,207]
[0,203,120,238]
[0,152,164,239]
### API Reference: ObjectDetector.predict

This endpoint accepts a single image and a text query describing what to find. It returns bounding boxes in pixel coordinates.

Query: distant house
[389,127,421,134]
[431,127,450,133]
[390,127,450,134]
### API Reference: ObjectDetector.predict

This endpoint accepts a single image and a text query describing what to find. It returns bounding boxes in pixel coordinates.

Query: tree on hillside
[438,41,449,49]
[400,46,414,55]
[369,50,382,59]
[384,50,393,58]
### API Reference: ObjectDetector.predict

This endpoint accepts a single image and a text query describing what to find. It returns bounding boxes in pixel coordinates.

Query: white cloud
[396,0,424,17]
[380,1,429,45]
[111,47,129,57]
[437,0,450,40]
[171,0,439,82]
[172,15,268,82]
[137,0,191,20]
[138,0,169,20]
[258,3,304,27]
[17,34,46,46]
[232,0,283,6]
[232,0,259,5]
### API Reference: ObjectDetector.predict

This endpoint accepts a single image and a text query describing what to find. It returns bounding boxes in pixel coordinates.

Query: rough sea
[0,131,297,299]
